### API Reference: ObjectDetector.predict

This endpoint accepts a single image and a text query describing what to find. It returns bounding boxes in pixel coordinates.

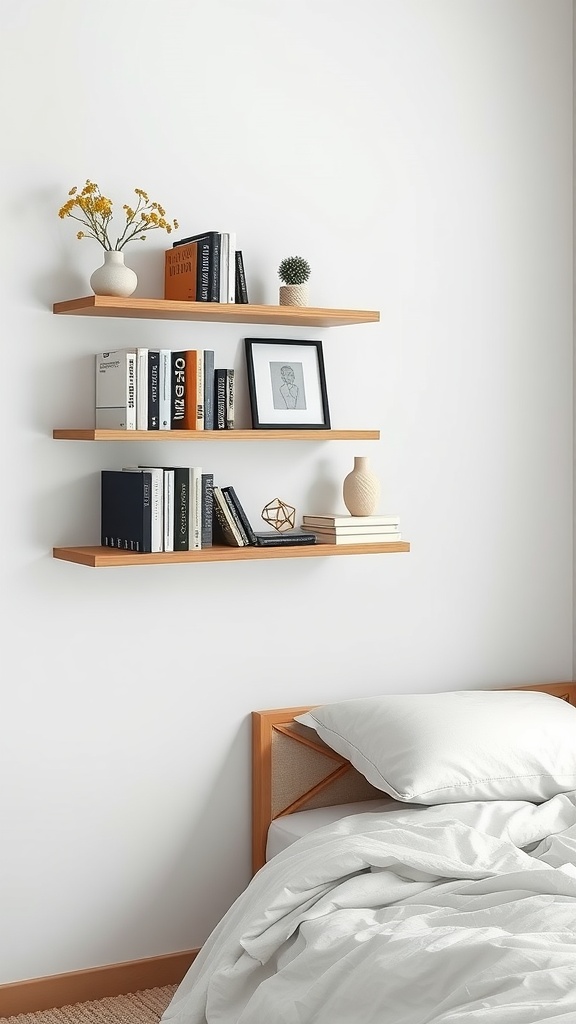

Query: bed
[162,681,576,1024]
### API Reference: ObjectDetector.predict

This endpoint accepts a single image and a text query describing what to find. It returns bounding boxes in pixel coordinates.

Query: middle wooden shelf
[53,429,380,442]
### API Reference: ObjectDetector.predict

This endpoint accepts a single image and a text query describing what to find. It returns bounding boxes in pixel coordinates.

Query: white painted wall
[0,0,572,985]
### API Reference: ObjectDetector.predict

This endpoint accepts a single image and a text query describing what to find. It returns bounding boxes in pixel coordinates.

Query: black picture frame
[244,338,331,429]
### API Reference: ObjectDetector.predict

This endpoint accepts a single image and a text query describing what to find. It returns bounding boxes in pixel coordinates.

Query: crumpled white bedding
[161,794,576,1023]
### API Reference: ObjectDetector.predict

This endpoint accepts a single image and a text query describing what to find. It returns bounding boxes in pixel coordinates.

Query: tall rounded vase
[342,456,380,516]
[90,250,138,297]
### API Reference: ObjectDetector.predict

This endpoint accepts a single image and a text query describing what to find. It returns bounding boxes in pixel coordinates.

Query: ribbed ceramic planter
[279,284,309,306]
[90,250,138,297]
[342,456,380,516]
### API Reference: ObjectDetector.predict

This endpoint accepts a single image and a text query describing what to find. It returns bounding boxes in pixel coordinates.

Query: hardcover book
[215,368,227,429]
[303,523,402,536]
[203,350,215,430]
[182,349,202,430]
[158,349,172,430]
[101,470,152,552]
[164,243,199,301]
[212,486,246,546]
[221,489,250,545]
[169,466,190,550]
[188,466,203,550]
[302,530,402,545]
[171,231,219,301]
[201,473,214,548]
[254,530,317,547]
[301,514,401,528]
[222,485,257,544]
[226,368,235,429]
[136,348,148,431]
[171,352,187,428]
[234,250,249,303]
[147,350,160,430]
[95,349,136,430]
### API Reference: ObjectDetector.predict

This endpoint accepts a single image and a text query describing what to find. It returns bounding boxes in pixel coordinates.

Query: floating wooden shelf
[52,296,380,328]
[52,428,380,442]
[52,541,410,568]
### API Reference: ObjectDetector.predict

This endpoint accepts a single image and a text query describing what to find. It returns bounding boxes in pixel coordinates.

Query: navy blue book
[101,470,152,552]
[172,231,220,301]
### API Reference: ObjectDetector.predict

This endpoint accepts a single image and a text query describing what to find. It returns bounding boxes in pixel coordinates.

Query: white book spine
[163,469,175,552]
[188,466,203,550]
[136,348,149,430]
[159,349,172,430]
[227,231,236,303]
[95,349,137,430]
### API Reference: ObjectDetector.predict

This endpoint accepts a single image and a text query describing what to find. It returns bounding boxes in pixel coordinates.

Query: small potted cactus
[278,255,311,306]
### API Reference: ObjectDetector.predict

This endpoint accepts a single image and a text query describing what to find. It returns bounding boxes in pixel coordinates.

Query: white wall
[0,0,572,985]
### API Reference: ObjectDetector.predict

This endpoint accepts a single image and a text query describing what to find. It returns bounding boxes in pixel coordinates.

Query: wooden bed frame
[251,681,576,872]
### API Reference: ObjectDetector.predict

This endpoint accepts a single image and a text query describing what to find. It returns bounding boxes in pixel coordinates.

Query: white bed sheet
[163,792,576,1024]
[266,798,410,859]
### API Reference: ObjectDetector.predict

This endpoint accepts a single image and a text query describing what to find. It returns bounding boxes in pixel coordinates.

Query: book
[301,514,401,528]
[226,368,235,429]
[164,242,198,301]
[201,473,214,548]
[302,523,402,536]
[235,250,249,303]
[171,351,187,428]
[182,349,202,430]
[254,530,317,547]
[95,349,136,430]
[221,489,250,545]
[303,530,402,545]
[123,467,163,552]
[162,468,175,552]
[169,466,190,550]
[189,466,203,550]
[215,368,227,429]
[147,350,160,430]
[221,485,257,544]
[172,231,219,301]
[219,231,236,303]
[212,485,246,546]
[101,470,152,552]
[203,349,215,430]
[136,348,148,430]
[158,349,172,430]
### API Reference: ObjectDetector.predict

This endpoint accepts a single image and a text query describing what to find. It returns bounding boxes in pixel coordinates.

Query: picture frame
[244,338,331,429]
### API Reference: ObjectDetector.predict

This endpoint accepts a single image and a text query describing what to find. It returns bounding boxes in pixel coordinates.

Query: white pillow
[295,690,576,804]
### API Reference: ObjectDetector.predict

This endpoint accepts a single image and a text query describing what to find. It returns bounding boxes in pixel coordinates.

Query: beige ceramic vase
[342,456,380,516]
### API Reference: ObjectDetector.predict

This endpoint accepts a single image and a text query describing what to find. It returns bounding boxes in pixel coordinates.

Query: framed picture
[244,338,331,429]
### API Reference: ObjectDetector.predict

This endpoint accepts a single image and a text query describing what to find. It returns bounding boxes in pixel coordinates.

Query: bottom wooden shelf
[52,541,410,567]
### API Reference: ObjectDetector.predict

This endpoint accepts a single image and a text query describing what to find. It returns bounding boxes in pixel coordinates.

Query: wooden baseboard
[0,949,199,1018]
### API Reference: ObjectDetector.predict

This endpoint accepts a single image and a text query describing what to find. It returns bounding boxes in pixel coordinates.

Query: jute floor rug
[0,986,177,1024]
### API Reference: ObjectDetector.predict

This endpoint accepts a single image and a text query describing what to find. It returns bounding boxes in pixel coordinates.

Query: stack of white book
[300,514,401,544]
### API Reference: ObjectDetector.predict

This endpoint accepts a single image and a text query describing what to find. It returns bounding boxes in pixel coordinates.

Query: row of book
[300,514,402,545]
[164,229,249,304]
[95,348,235,431]
[100,467,319,554]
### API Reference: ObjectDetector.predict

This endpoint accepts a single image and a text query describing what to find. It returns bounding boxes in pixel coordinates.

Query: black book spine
[101,470,152,552]
[201,473,214,548]
[215,368,227,429]
[234,250,249,303]
[222,486,257,544]
[254,531,317,547]
[148,350,160,430]
[226,368,235,429]
[197,241,210,301]
[171,467,189,550]
[222,489,249,544]
[209,233,220,302]
[171,352,186,429]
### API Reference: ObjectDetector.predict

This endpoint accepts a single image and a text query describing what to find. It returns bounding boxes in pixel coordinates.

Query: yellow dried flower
[57,180,179,251]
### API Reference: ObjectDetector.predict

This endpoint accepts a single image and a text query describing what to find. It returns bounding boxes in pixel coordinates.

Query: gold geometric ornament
[261,497,296,532]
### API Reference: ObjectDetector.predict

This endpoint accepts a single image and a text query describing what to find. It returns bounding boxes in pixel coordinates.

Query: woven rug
[1,986,177,1024]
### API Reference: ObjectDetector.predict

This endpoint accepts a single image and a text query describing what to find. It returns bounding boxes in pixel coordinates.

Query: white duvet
[162,795,576,1023]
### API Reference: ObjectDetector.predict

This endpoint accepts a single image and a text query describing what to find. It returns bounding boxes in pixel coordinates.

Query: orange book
[164,243,198,301]
[183,349,204,430]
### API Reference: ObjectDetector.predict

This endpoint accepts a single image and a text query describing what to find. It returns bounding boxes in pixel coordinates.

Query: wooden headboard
[251,681,576,873]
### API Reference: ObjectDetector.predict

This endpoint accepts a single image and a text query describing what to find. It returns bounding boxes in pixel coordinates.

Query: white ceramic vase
[342,456,380,516]
[279,283,309,306]
[90,250,137,297]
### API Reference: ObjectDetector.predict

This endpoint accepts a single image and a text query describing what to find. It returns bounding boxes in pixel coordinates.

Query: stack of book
[95,348,235,431]
[164,229,249,304]
[300,514,402,544]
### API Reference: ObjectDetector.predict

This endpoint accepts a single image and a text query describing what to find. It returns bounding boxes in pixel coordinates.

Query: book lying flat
[303,524,401,536]
[303,530,402,545]
[254,531,317,547]
[302,514,400,528]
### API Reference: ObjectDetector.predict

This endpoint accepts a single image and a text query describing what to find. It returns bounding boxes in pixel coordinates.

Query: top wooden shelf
[52,296,380,328]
